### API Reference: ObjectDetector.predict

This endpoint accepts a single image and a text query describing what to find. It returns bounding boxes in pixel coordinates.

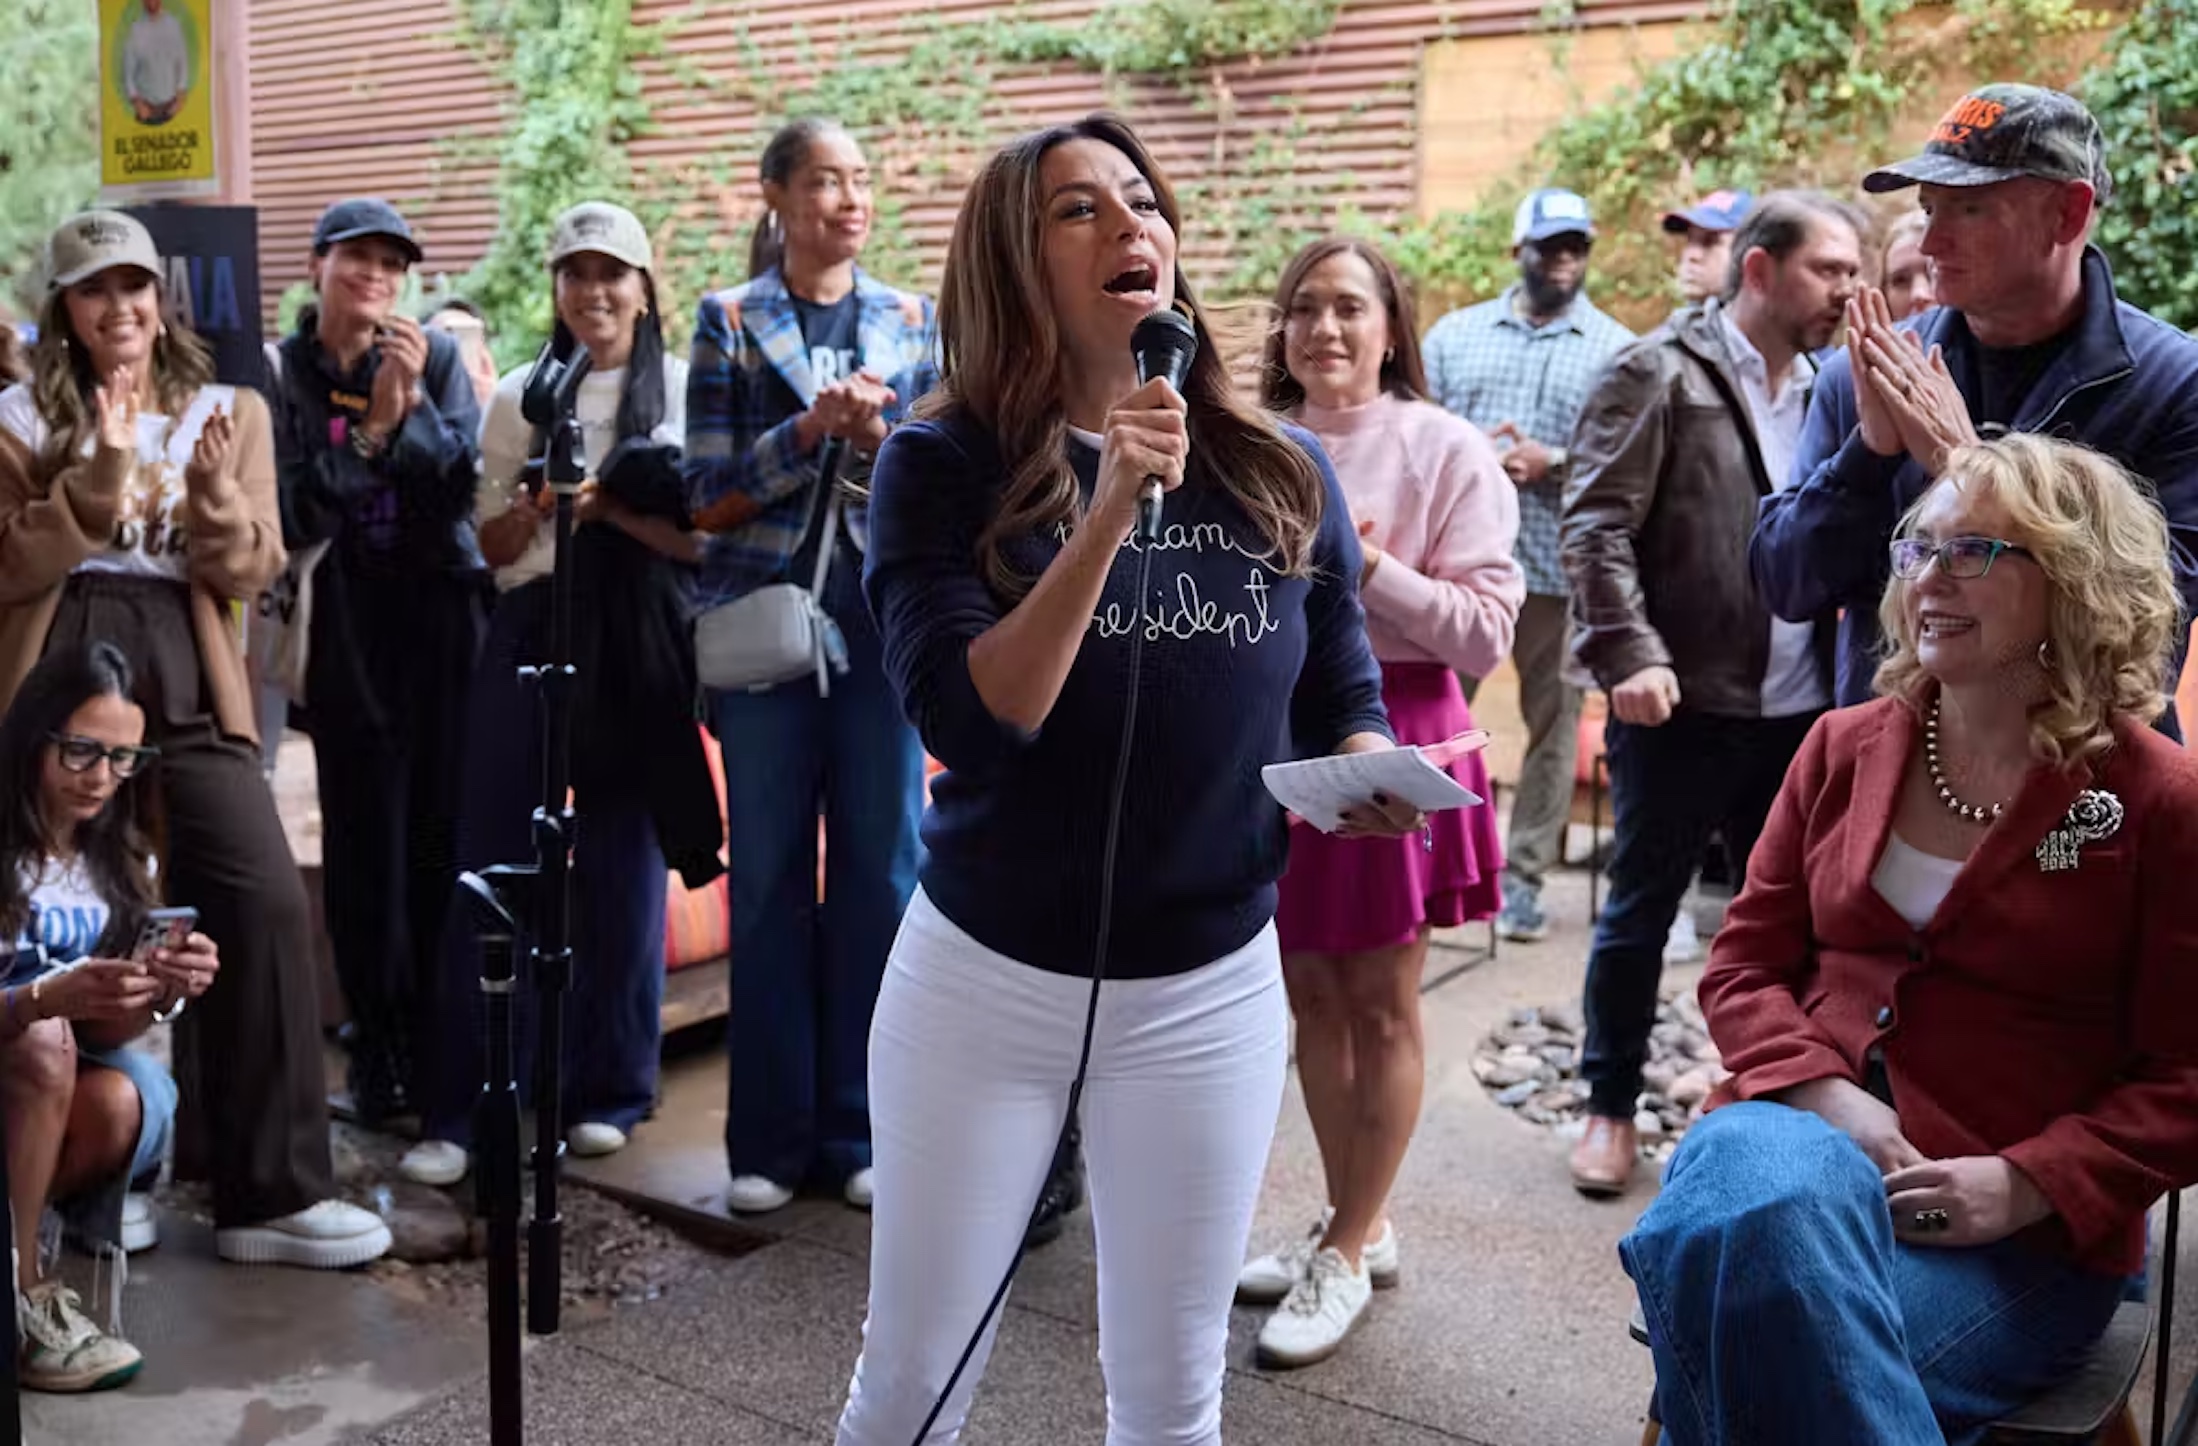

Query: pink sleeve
[1358,415,1525,679]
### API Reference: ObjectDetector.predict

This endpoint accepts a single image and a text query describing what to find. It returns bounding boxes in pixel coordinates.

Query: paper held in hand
[1262,732,1490,834]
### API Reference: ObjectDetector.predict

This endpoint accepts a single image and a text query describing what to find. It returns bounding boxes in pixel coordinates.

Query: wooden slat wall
[246,0,1698,314]
[246,0,503,304]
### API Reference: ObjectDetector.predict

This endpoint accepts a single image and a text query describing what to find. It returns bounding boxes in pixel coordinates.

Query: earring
[1383,347,1395,363]
[2038,640,2055,671]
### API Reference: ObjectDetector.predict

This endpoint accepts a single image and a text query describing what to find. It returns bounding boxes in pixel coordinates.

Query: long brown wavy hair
[29,268,214,472]
[1260,236,1431,413]
[923,113,1323,596]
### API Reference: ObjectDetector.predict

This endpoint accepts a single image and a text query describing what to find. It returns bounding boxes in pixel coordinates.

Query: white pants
[836,888,1289,1446]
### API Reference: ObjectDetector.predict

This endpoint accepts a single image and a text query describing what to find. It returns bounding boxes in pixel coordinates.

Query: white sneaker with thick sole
[217,1199,392,1269]
[119,1193,157,1254]
[727,1175,794,1214]
[567,1123,628,1158]
[399,1140,471,1187]
[844,1167,875,1211]
[1237,1210,1328,1304]
[1256,1247,1373,1369]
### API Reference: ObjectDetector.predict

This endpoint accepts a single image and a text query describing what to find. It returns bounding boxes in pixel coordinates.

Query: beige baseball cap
[547,202,653,271]
[48,210,162,290]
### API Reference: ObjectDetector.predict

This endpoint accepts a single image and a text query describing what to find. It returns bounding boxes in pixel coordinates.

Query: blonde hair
[1874,434,2183,766]
[30,280,214,473]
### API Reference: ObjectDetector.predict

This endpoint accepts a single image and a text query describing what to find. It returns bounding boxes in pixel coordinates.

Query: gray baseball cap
[1863,85,2112,202]
[548,202,653,271]
[47,211,162,290]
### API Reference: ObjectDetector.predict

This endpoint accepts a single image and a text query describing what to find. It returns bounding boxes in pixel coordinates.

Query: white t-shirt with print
[9,856,111,983]
[0,381,236,586]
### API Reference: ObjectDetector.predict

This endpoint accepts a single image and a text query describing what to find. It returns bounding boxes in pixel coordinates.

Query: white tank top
[1871,831,1965,932]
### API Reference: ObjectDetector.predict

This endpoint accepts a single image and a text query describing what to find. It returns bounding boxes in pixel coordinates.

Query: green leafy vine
[2082,0,2198,329]
[448,0,657,364]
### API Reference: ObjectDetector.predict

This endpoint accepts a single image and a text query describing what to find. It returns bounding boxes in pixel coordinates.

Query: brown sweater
[0,386,286,742]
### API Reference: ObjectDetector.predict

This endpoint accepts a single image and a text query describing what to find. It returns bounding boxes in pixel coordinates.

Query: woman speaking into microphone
[838,113,1419,1445]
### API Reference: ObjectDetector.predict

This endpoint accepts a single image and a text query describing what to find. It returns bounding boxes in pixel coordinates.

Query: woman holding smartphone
[0,643,223,1392]
[0,210,390,1271]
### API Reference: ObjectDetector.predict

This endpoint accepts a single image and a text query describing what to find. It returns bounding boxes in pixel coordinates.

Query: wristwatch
[1547,446,1570,475]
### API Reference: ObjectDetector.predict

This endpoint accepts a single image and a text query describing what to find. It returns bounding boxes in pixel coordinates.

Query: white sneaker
[1664,910,1703,965]
[399,1140,471,1186]
[1237,1211,1329,1305]
[567,1123,627,1158]
[844,1167,875,1211]
[727,1175,794,1214]
[217,1199,392,1269]
[17,1283,141,1393]
[119,1193,157,1254]
[1257,1247,1373,1369]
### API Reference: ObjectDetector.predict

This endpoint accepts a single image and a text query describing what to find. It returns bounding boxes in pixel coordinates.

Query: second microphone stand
[457,354,591,1446]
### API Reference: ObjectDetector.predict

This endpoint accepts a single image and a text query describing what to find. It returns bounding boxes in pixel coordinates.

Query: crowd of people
[0,74,2191,1446]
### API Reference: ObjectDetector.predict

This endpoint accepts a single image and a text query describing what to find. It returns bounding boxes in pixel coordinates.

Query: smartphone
[131,907,198,963]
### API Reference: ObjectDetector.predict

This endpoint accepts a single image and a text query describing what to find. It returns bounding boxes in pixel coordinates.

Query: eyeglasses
[1888,536,2037,581]
[46,734,159,779]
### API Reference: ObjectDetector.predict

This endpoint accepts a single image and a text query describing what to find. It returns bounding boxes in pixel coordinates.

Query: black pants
[45,574,334,1226]
[309,571,483,1103]
[163,726,338,1224]
[1580,708,1820,1118]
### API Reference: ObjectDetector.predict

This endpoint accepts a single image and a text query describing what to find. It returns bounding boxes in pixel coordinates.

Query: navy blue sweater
[863,412,1390,978]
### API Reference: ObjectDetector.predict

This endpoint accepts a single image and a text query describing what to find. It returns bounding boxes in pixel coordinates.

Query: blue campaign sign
[123,202,265,389]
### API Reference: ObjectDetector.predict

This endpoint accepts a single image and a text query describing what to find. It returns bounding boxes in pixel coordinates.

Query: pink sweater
[1298,393,1525,678]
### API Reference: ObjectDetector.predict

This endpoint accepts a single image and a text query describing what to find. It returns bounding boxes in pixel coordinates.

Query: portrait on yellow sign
[99,0,219,197]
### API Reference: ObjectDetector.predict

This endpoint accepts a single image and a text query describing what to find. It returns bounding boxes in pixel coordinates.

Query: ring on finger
[1911,1207,1951,1233]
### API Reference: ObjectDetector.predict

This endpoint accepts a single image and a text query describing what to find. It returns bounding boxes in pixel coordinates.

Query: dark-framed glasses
[47,734,159,778]
[1888,535,2037,582]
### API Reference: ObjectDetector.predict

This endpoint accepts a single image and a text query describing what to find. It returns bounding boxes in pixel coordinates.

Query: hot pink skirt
[1275,662,1504,955]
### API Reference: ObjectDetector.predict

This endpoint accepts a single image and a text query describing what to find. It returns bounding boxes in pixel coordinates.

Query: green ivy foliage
[2083,0,2198,329]
[979,0,1344,76]
[1325,0,2106,325]
[450,0,655,366]
[2,0,101,317]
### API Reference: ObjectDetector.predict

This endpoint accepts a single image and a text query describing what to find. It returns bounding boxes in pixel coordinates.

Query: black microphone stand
[456,346,592,1445]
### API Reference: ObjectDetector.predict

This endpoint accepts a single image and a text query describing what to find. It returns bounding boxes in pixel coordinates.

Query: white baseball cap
[47,211,162,290]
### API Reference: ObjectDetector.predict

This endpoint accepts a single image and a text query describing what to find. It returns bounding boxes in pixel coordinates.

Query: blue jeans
[1582,710,1817,1117]
[1622,1103,2125,1446]
[419,582,671,1146]
[710,558,926,1187]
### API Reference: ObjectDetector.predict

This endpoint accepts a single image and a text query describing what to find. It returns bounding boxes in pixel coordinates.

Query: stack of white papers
[1261,747,1484,835]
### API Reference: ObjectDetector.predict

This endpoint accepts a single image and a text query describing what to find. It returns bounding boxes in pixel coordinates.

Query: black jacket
[1564,300,1835,715]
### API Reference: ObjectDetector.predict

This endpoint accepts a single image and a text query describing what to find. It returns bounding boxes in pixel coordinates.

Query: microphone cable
[904,532,1160,1446]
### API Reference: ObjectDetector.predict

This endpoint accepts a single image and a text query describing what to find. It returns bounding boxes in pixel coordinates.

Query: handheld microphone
[1130,307,1198,544]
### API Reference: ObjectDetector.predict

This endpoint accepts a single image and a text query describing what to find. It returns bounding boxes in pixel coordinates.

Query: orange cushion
[662,736,945,971]
[664,727,730,971]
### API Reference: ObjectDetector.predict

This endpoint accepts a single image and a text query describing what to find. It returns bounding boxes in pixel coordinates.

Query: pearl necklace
[1924,695,2006,824]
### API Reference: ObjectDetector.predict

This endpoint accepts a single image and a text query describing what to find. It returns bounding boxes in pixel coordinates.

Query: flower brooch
[2036,789,2124,873]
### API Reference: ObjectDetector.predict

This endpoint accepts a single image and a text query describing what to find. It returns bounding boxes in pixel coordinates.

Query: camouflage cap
[1863,85,2111,202]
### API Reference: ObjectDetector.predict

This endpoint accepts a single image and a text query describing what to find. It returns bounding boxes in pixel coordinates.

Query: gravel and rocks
[1473,992,1728,1161]
[156,1120,719,1328]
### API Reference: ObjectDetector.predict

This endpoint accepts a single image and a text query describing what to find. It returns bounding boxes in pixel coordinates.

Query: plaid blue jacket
[684,266,939,607]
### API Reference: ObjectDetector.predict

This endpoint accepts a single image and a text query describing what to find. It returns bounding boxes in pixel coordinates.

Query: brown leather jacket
[1560,302,1832,717]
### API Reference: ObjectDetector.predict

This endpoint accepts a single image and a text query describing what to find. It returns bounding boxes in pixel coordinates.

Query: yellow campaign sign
[99,0,219,197]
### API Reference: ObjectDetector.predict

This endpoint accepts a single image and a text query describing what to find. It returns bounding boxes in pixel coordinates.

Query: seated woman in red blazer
[1620,432,2198,1446]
